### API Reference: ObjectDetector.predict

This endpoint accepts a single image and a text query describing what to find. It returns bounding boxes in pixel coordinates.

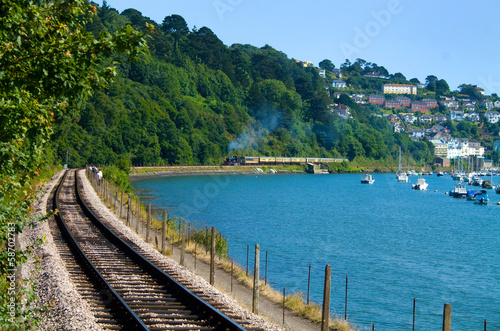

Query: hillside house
[369,95,385,106]
[468,141,485,157]
[434,114,447,122]
[395,96,412,107]
[450,110,464,121]
[331,104,351,120]
[411,129,425,139]
[332,80,347,88]
[485,111,500,123]
[421,98,438,108]
[494,100,500,108]
[383,83,418,95]
[434,156,450,167]
[391,122,402,133]
[319,69,326,78]
[431,141,449,158]
[464,103,476,111]
[402,113,417,123]
[411,101,429,112]
[386,114,400,123]
[481,100,494,110]
[352,95,366,104]
[384,100,402,109]
[419,114,433,123]
[466,112,480,122]
[443,99,459,109]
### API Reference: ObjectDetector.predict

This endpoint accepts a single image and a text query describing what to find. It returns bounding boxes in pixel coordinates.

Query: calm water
[133,173,500,330]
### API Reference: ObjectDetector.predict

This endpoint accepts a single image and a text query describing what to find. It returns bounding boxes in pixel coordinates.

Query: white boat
[412,177,428,190]
[472,176,483,187]
[449,182,467,198]
[496,184,500,194]
[396,147,408,182]
[361,174,375,184]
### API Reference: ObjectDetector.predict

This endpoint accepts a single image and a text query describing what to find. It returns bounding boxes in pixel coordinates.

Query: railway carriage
[225,156,347,166]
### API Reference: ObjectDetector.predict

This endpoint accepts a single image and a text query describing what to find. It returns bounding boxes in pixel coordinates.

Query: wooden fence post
[180,220,186,266]
[161,211,167,255]
[210,226,215,285]
[443,303,452,331]
[146,203,151,243]
[321,264,331,331]
[135,199,140,234]
[126,196,131,226]
[252,244,260,314]
[120,190,124,218]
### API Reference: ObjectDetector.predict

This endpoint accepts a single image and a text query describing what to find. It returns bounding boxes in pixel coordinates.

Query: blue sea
[133,173,500,330]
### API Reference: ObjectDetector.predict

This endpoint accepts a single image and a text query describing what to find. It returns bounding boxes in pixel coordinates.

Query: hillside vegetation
[51,3,437,168]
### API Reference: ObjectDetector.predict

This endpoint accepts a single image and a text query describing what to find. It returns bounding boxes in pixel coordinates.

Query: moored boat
[474,190,489,205]
[449,182,467,198]
[396,171,408,182]
[396,147,408,182]
[412,177,428,190]
[495,183,500,194]
[437,171,444,177]
[482,180,493,189]
[472,176,483,187]
[361,174,375,184]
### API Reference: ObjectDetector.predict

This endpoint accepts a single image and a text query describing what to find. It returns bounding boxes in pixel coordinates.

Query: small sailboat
[396,147,408,183]
[361,174,375,184]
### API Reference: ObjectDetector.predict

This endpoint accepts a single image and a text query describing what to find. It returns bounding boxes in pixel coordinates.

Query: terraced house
[382,83,418,95]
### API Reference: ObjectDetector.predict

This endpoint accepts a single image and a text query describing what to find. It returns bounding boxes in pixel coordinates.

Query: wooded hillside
[50,3,435,168]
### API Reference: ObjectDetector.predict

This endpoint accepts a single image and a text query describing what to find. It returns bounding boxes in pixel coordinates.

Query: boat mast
[399,146,402,173]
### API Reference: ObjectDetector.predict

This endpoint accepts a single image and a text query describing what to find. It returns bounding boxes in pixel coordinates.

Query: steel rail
[56,169,245,331]
[54,170,148,330]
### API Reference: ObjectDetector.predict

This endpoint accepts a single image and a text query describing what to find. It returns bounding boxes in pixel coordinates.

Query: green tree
[319,59,335,71]
[0,1,146,328]
[435,79,450,95]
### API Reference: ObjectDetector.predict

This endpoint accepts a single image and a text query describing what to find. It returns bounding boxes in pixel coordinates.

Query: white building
[431,140,448,158]
[468,141,485,157]
[447,139,469,159]
[382,83,418,95]
[332,80,347,88]
[485,111,500,123]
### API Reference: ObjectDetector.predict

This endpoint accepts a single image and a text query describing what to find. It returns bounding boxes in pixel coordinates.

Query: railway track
[50,169,250,331]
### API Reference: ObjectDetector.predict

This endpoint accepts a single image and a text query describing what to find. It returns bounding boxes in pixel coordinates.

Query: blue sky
[96,0,500,96]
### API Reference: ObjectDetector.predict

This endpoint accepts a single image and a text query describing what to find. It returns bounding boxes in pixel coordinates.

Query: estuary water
[133,173,500,330]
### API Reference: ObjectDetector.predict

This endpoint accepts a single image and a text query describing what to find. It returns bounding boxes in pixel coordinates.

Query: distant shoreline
[128,165,403,180]
[129,166,307,180]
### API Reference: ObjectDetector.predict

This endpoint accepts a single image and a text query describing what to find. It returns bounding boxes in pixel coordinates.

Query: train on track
[224,156,348,165]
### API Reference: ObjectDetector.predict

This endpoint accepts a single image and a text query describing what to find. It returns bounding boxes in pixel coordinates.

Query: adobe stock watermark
[7,222,17,324]
[478,74,500,96]
[177,175,231,217]
[213,0,244,21]
[340,0,407,59]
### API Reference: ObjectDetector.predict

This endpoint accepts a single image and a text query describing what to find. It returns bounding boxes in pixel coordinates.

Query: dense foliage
[50,3,435,170]
[0,0,146,328]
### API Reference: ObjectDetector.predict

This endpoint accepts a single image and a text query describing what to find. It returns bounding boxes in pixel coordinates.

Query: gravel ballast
[19,169,284,330]
[19,170,102,331]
